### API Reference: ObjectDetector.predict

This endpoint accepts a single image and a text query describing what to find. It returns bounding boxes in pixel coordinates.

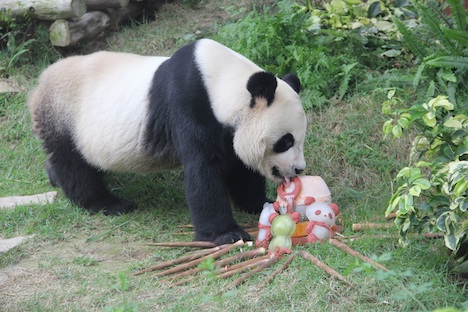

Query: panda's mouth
[272,166,292,186]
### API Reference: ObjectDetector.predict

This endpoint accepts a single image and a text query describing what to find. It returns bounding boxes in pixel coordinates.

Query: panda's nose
[295,168,304,175]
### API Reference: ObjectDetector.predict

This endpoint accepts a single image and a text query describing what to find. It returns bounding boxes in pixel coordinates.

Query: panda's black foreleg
[45,158,60,187]
[222,159,267,214]
[44,142,135,215]
[183,160,251,245]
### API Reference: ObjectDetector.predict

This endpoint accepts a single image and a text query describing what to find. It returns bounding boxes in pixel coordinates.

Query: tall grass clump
[214,1,376,108]
[0,11,60,79]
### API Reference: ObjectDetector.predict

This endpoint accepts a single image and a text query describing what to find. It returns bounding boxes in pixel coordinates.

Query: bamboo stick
[167,249,268,285]
[154,240,244,277]
[161,249,266,282]
[213,248,267,269]
[170,274,199,287]
[335,232,444,241]
[352,223,394,231]
[300,251,353,287]
[176,223,257,229]
[146,241,217,248]
[226,256,279,289]
[258,252,296,289]
[216,255,272,279]
[329,239,389,271]
[132,244,230,276]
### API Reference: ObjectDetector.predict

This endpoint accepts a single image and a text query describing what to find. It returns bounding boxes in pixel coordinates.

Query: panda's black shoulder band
[247,71,277,108]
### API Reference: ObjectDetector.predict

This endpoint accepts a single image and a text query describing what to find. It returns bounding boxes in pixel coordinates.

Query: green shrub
[382,0,468,273]
[392,0,468,106]
[383,91,467,272]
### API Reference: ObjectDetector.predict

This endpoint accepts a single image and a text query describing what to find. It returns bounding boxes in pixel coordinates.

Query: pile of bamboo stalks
[133,239,391,289]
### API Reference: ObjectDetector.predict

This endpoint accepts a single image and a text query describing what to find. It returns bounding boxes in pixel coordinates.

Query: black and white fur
[29,39,307,245]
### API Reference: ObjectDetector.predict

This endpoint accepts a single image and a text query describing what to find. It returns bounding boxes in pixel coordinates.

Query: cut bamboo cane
[146,241,217,248]
[209,248,267,275]
[226,256,279,289]
[216,255,272,279]
[176,223,257,229]
[132,244,229,276]
[161,248,266,283]
[166,249,268,285]
[258,252,296,289]
[336,232,444,241]
[218,258,271,280]
[300,251,353,287]
[154,240,244,277]
[352,223,394,231]
[329,239,389,271]
[170,274,199,287]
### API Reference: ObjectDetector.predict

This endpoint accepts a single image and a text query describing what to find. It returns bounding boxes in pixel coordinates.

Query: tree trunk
[86,0,129,10]
[49,11,110,47]
[1,0,86,20]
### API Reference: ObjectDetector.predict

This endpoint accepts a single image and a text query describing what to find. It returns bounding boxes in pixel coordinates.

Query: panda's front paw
[195,226,252,245]
[84,196,136,215]
[102,198,136,216]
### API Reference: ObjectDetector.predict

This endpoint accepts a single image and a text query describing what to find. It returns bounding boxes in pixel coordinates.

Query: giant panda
[29,39,307,245]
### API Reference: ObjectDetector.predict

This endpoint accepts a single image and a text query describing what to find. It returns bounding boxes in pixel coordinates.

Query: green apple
[270,214,296,237]
[269,236,292,251]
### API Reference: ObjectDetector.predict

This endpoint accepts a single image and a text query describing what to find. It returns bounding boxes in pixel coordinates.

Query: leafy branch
[383,92,467,271]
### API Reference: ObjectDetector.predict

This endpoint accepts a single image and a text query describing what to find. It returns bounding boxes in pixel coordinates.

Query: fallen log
[1,0,86,20]
[49,11,110,47]
[86,0,128,10]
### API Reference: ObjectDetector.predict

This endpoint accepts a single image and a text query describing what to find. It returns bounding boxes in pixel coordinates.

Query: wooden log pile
[1,0,152,47]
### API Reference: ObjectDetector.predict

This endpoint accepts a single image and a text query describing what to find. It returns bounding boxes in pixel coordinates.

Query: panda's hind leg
[45,143,135,215]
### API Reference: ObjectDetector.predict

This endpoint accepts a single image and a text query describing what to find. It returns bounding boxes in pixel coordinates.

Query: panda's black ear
[282,73,301,94]
[247,71,277,108]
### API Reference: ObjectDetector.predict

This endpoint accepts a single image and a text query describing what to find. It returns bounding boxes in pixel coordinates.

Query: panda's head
[233,71,307,184]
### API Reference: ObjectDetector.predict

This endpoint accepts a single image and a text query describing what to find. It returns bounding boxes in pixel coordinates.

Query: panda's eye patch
[273,133,295,153]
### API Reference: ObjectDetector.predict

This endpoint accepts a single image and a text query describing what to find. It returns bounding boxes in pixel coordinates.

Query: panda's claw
[195,226,252,246]
[85,197,136,215]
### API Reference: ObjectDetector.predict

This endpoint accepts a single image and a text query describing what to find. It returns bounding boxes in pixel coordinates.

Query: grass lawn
[0,1,466,311]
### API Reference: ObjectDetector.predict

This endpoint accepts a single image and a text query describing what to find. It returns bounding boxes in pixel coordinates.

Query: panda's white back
[74,52,171,173]
[32,51,171,173]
